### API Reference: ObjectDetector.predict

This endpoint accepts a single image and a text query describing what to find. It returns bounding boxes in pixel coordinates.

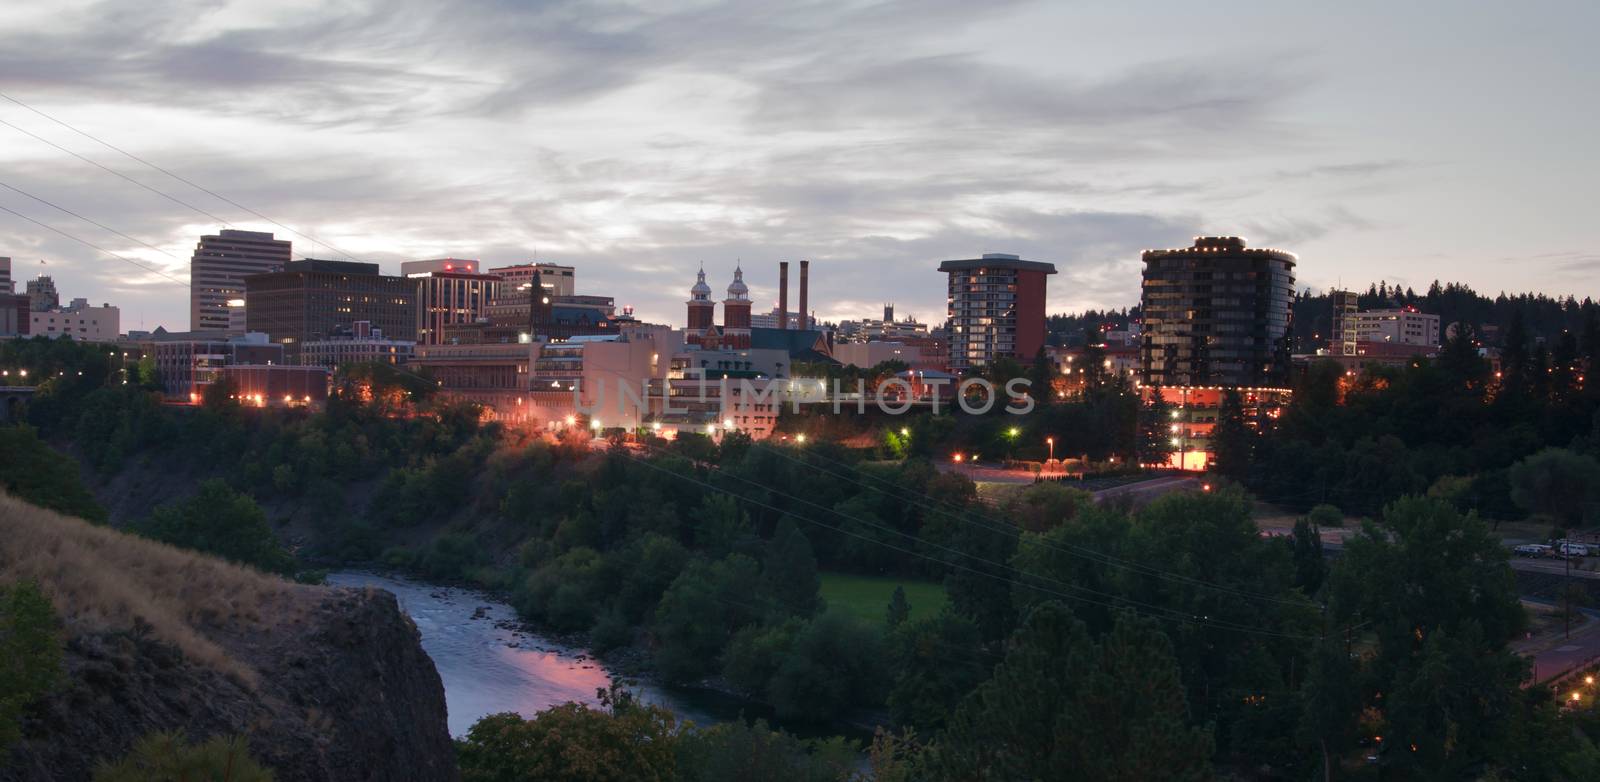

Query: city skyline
[2,0,1598,331]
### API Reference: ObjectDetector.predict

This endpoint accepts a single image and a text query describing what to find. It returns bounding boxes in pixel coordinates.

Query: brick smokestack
[778,261,789,330]
[798,260,809,331]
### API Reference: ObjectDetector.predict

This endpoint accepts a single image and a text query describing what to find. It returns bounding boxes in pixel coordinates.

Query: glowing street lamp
[1046,436,1055,462]
[900,427,910,437]
[795,433,807,444]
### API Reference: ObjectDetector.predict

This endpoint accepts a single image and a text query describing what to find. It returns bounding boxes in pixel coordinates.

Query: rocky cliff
[0,495,457,781]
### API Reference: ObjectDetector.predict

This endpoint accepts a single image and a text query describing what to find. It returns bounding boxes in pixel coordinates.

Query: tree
[133,480,295,574]
[457,697,678,782]
[93,731,272,782]
[1296,641,1358,782]
[928,603,1213,781]
[763,520,819,617]
[0,425,107,522]
[1288,518,1326,595]
[1508,448,1600,528]
[887,609,985,731]
[941,507,1018,643]
[0,580,61,757]
[652,554,765,683]
[1210,388,1251,480]
[1324,497,1527,776]
[886,586,911,628]
[1137,388,1177,467]
[766,610,890,722]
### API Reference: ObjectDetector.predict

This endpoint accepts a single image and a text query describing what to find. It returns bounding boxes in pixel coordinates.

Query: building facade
[243,259,416,361]
[402,259,502,345]
[0,257,10,294]
[29,299,119,341]
[487,263,575,298]
[141,331,285,401]
[189,229,291,332]
[1139,236,1296,388]
[1342,307,1440,349]
[938,253,1056,373]
[300,324,416,369]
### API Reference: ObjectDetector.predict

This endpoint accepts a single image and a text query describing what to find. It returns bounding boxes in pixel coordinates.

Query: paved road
[1092,475,1199,504]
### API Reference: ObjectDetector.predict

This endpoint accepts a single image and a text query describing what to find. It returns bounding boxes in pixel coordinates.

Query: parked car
[1559,543,1591,557]
[1516,544,1554,557]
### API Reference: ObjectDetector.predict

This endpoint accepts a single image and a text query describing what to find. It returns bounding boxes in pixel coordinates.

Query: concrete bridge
[0,386,35,424]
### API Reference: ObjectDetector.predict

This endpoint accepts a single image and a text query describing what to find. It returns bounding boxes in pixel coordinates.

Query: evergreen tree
[1210,388,1251,480]
[1137,388,1177,467]
[886,585,911,627]
[928,604,1212,781]
[763,519,820,616]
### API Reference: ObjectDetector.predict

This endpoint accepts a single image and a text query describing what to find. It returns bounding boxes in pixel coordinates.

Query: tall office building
[937,253,1056,372]
[1139,236,1296,388]
[243,259,415,361]
[190,229,291,331]
[1329,289,1360,355]
[401,259,502,345]
[0,257,11,294]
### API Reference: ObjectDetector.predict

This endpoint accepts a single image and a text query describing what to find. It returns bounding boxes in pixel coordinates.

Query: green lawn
[819,572,948,623]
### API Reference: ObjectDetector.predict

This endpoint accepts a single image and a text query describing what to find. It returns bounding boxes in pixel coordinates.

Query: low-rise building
[300,321,415,369]
[224,364,330,408]
[29,299,119,342]
[136,330,284,401]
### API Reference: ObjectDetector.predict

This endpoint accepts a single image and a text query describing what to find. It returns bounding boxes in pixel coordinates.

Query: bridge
[0,386,35,423]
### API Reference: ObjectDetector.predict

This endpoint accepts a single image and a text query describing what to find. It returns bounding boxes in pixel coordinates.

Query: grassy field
[819,572,948,623]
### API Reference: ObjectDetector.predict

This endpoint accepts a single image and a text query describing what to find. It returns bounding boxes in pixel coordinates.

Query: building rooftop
[937,255,1057,274]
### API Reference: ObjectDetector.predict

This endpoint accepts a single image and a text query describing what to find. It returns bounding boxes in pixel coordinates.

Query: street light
[1046,436,1054,463]
[796,433,807,444]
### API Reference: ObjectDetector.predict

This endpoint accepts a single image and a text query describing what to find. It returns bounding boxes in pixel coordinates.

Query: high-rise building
[243,259,415,361]
[1139,236,1296,388]
[25,275,59,312]
[402,259,502,345]
[937,253,1056,372]
[0,257,11,294]
[190,230,291,331]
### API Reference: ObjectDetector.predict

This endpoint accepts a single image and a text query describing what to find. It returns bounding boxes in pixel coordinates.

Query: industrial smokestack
[798,260,809,331]
[778,261,790,330]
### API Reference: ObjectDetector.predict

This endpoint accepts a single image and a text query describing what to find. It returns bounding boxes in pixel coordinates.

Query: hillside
[0,493,456,781]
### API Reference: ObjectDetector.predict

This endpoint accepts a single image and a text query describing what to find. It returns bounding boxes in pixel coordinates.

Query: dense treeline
[1291,281,1600,352]
[1245,316,1600,520]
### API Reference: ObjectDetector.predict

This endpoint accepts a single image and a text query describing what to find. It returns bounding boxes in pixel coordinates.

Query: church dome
[726,265,749,300]
[689,265,712,301]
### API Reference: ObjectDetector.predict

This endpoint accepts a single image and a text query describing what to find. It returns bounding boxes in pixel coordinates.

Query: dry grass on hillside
[0,492,309,686]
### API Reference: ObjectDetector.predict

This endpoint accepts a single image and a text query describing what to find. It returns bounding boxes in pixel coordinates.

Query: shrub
[92,731,272,782]
[133,480,294,575]
[0,580,62,757]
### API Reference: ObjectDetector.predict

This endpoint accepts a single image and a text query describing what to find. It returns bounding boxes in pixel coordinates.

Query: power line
[0,179,187,263]
[0,91,361,263]
[0,202,187,288]
[0,116,234,227]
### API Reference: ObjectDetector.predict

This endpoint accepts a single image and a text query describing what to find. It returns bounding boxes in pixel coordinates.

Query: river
[326,570,762,737]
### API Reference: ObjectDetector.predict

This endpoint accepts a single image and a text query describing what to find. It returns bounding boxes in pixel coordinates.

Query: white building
[30,299,119,341]
[1343,307,1440,348]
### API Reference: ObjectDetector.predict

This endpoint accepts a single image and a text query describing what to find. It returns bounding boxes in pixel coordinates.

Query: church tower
[723,265,751,349]
[686,265,715,347]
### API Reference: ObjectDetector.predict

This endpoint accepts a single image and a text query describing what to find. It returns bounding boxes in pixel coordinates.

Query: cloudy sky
[2,0,1597,331]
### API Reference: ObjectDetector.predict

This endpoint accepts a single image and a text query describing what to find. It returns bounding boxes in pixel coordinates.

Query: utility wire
[0,91,362,263]
[0,179,187,263]
[0,202,188,288]
[0,116,234,227]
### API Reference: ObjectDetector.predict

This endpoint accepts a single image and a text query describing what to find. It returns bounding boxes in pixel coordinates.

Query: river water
[326,571,754,737]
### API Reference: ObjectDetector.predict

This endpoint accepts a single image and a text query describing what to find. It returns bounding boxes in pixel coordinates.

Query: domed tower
[723,264,751,349]
[686,265,715,347]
